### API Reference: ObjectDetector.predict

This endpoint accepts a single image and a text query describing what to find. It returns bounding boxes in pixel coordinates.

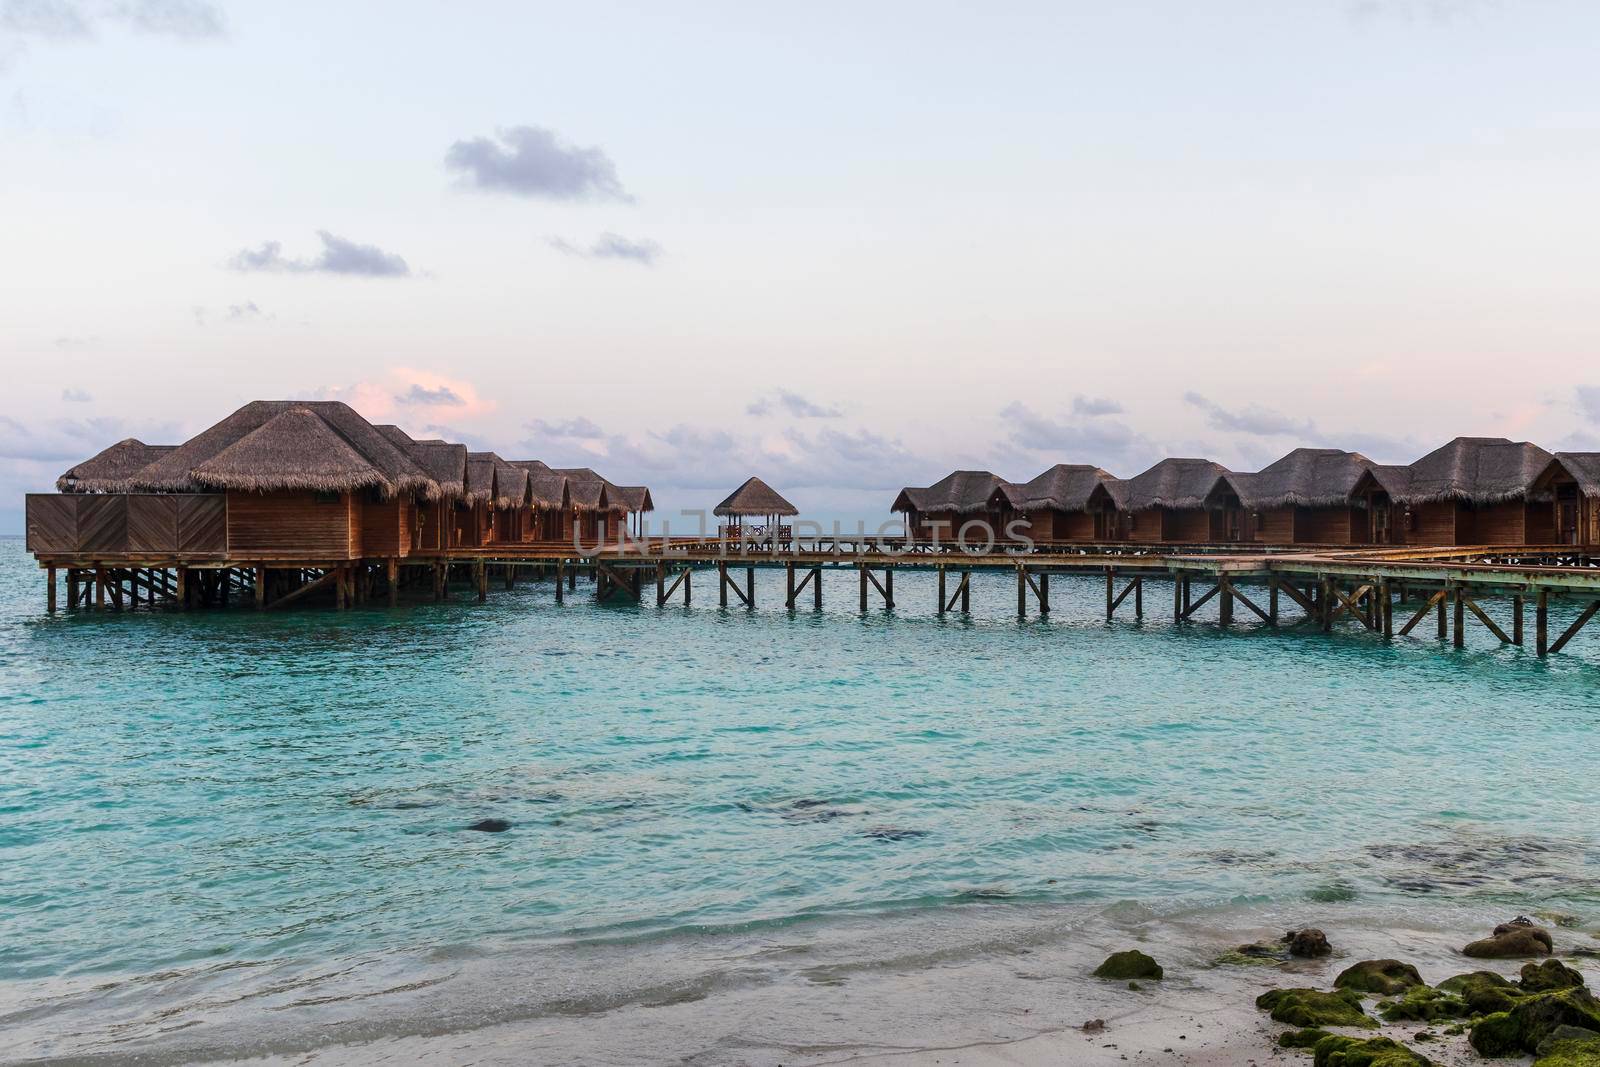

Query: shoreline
[7,901,1593,1065]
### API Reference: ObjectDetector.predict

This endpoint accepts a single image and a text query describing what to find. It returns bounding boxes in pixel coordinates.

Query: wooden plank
[1398,590,1446,636]
[1547,599,1600,655]
[25,495,77,554]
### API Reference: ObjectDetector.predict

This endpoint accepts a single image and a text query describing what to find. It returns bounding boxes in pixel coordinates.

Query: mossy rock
[1377,985,1469,1022]
[1279,1027,1333,1049]
[1439,970,1524,1015]
[1532,1025,1600,1066]
[1257,987,1376,1029]
[1092,949,1162,980]
[1334,959,1426,995]
[1524,959,1588,993]
[1310,1034,1433,1067]
[1470,987,1600,1056]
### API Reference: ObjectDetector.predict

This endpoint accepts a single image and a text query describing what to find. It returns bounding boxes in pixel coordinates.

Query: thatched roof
[553,467,617,512]
[510,459,552,473]
[1230,448,1375,510]
[491,460,528,509]
[714,477,796,517]
[132,400,438,499]
[188,408,395,495]
[464,452,500,505]
[1535,453,1600,498]
[57,438,176,493]
[892,470,1012,515]
[993,464,1125,513]
[374,424,415,449]
[1397,437,1552,505]
[408,441,467,500]
[614,486,654,513]
[527,472,569,509]
[1122,458,1231,512]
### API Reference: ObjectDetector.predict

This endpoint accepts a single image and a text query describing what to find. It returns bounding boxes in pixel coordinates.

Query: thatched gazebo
[714,477,797,541]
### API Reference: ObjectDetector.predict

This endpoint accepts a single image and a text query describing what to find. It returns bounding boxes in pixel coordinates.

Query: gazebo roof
[713,476,797,517]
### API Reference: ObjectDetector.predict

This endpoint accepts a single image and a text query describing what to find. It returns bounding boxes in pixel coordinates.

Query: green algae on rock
[1257,987,1376,1029]
[1377,985,1469,1022]
[1522,959,1588,993]
[1532,1025,1600,1066]
[1092,950,1163,980]
[1279,1027,1333,1048]
[1469,987,1600,1057]
[1334,960,1426,995]
[1308,1034,1433,1066]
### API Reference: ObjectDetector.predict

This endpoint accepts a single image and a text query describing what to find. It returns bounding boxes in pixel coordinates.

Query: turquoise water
[2,536,1599,1061]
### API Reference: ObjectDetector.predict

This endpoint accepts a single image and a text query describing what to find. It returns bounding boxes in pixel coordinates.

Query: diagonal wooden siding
[25,495,78,554]
[77,496,129,554]
[127,496,179,553]
[177,495,228,554]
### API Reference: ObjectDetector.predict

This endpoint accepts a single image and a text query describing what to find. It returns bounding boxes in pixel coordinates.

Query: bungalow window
[313,490,340,505]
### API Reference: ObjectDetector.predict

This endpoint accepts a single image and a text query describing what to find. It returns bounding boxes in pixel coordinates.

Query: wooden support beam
[1453,584,1465,649]
[937,565,946,617]
[1437,587,1448,640]
[475,559,487,603]
[1173,573,1183,622]
[862,565,892,609]
[335,565,347,610]
[1320,578,1333,633]
[555,560,564,604]
[721,561,730,608]
[1179,581,1221,621]
[1512,595,1524,646]
[660,566,690,606]
[388,559,399,607]
[66,568,78,611]
[596,561,642,603]
[1105,569,1114,619]
[269,569,337,611]
[746,566,755,610]
[858,563,867,613]
[94,566,105,611]
[1223,578,1270,623]
[1219,578,1234,626]
[1330,584,1375,631]
[255,564,267,610]
[46,566,56,614]
[1134,576,1143,619]
[1536,589,1549,657]
[658,562,667,606]
[813,567,822,610]
[787,562,796,609]
[1463,595,1512,645]
[1379,580,1393,638]
[1398,590,1446,636]
[786,564,818,609]
[1268,577,1280,626]
[1108,577,1136,619]
[1547,599,1600,656]
[717,562,751,608]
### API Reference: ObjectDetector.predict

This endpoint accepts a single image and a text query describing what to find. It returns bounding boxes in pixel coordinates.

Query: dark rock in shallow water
[860,826,927,842]
[1092,950,1163,981]
[1334,959,1426,995]
[1522,959,1587,993]
[1285,927,1332,957]
[1256,988,1374,1029]
[1307,1034,1432,1066]
[1469,986,1600,1056]
[467,818,511,833]
[1465,924,1554,958]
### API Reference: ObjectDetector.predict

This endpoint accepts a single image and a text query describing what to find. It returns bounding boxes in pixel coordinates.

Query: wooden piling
[388,559,399,607]
[1536,589,1549,657]
[1453,585,1465,649]
[256,564,267,609]
[937,565,946,617]
[1512,595,1524,646]
[46,566,56,613]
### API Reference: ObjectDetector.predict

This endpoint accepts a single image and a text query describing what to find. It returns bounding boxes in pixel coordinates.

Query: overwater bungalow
[1229,448,1376,545]
[892,471,1013,542]
[614,486,654,537]
[554,467,624,543]
[490,459,530,544]
[1121,458,1235,543]
[989,464,1125,543]
[714,477,796,541]
[513,463,571,541]
[1530,453,1600,546]
[1351,437,1553,546]
[126,401,439,559]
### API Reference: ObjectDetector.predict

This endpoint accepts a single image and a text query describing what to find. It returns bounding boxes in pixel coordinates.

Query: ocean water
[2,535,1599,1063]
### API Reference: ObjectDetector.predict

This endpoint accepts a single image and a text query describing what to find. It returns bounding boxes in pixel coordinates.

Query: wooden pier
[29,534,1600,661]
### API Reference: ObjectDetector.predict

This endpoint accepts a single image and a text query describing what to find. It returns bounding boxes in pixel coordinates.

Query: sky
[4,0,1600,531]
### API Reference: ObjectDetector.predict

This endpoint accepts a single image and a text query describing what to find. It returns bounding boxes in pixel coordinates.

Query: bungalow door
[1370,498,1392,545]
[1557,486,1579,545]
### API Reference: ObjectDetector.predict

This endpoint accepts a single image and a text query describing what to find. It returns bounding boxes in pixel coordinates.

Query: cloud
[746,390,842,419]
[547,232,661,266]
[61,387,91,402]
[53,335,98,349]
[995,401,1161,476]
[446,125,632,202]
[229,231,411,278]
[1071,395,1123,417]
[0,0,223,41]
[1577,385,1600,424]
[225,300,266,321]
[1183,392,1316,438]
[394,383,464,407]
[0,412,181,462]
[529,416,606,439]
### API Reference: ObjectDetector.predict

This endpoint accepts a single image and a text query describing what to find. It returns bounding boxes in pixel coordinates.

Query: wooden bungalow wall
[360,497,415,558]
[25,493,227,557]
[227,491,361,559]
